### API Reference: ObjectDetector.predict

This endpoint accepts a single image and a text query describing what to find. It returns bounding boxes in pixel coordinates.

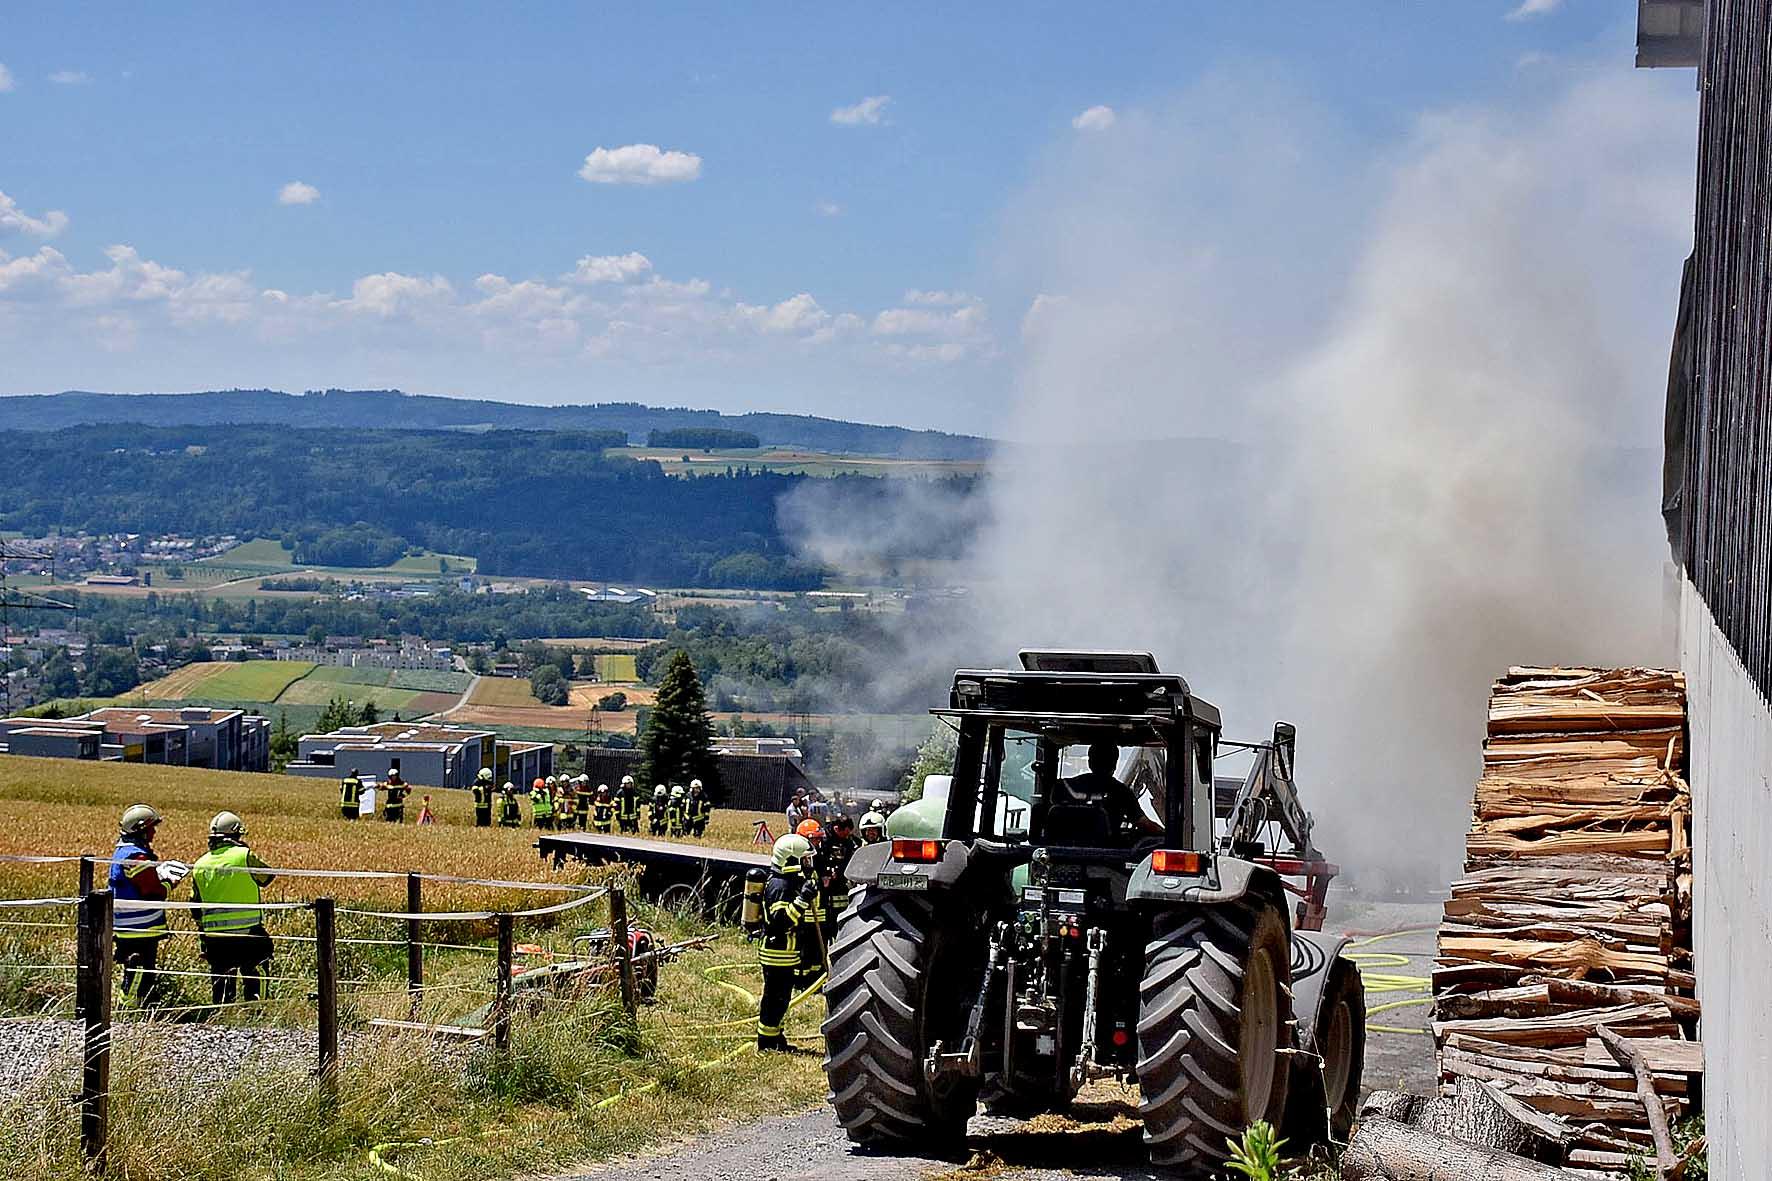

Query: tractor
[821,650,1365,1174]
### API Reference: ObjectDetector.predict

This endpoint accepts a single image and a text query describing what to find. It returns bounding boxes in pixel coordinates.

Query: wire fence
[0,851,652,1170]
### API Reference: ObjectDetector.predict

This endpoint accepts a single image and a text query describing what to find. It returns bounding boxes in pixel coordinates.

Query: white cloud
[737,292,830,335]
[0,191,70,237]
[1071,105,1117,132]
[577,144,702,185]
[0,65,15,93]
[814,200,844,217]
[566,252,654,283]
[49,70,91,85]
[1505,0,1561,20]
[338,272,455,317]
[830,95,890,126]
[278,181,321,206]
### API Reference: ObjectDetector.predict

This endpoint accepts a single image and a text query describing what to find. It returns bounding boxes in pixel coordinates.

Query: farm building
[0,706,270,771]
[283,721,552,790]
[578,586,657,604]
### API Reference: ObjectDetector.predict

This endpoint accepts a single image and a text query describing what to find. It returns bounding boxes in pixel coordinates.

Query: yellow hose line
[1347,929,1433,1036]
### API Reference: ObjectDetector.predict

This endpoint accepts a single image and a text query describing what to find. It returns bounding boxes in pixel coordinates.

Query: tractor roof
[942,651,1221,731]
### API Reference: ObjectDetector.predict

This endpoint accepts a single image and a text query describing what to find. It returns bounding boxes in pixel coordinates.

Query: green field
[196,538,479,576]
[593,653,639,681]
[140,660,316,700]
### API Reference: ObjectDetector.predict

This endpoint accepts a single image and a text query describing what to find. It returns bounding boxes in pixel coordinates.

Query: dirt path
[429,674,482,720]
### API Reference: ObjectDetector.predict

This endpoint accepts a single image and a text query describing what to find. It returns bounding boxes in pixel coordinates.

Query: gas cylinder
[741,867,768,934]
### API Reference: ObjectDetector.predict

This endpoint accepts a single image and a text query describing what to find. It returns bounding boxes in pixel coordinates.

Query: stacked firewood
[1428,667,1700,1178]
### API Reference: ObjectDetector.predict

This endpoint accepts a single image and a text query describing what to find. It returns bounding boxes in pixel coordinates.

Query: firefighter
[794,818,827,983]
[756,833,819,1052]
[649,785,669,835]
[110,804,186,1007]
[382,769,408,823]
[666,785,688,837]
[592,784,615,834]
[686,778,712,837]
[472,767,494,827]
[574,773,595,826]
[816,813,863,938]
[532,777,555,830]
[554,772,578,829]
[190,811,276,1007]
[499,782,523,827]
[339,768,363,820]
[615,775,641,834]
[859,809,887,844]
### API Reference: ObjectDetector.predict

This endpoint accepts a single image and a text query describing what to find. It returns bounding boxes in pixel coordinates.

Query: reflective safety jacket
[499,793,522,826]
[688,796,712,827]
[110,839,168,939]
[616,790,641,823]
[339,776,362,809]
[759,869,817,968]
[532,788,553,820]
[555,788,577,820]
[592,799,614,830]
[191,842,274,934]
[665,801,686,836]
[816,834,863,912]
[471,781,493,811]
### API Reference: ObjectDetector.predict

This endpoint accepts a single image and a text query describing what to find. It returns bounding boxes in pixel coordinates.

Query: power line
[1,540,78,715]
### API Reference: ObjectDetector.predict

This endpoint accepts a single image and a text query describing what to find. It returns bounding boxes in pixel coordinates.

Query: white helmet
[870,799,885,812]
[861,810,887,834]
[689,778,703,791]
[772,834,811,872]
[621,775,635,787]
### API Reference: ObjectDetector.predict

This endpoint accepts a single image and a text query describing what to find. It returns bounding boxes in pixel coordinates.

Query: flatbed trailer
[537,831,769,914]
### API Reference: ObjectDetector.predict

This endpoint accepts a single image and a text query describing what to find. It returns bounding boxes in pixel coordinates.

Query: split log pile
[1427,667,1701,1178]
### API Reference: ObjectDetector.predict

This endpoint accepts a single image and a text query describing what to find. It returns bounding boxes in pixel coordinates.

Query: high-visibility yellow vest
[533,789,553,818]
[191,843,266,934]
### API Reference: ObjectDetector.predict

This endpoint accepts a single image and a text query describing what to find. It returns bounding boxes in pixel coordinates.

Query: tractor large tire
[821,889,980,1149]
[1282,955,1365,1145]
[1136,901,1293,1173]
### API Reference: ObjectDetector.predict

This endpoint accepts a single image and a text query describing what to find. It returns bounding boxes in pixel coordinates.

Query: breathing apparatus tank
[741,866,768,934]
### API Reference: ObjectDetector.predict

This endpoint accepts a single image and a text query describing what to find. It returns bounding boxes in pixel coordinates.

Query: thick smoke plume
[789,60,1696,885]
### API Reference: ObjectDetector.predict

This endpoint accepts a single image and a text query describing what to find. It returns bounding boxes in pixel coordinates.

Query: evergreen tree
[270,712,298,771]
[642,650,718,798]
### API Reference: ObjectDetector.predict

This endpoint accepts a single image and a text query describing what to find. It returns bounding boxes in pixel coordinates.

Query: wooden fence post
[313,897,338,1081]
[77,889,113,1170]
[406,872,422,1016]
[492,913,513,1052]
[78,855,96,898]
[608,885,638,1017]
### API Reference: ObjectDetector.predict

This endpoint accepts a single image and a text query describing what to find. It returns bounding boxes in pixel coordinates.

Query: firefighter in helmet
[756,834,819,1051]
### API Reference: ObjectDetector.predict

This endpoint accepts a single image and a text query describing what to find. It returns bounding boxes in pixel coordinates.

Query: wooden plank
[1582,1037,1703,1074]
[1432,1004,1677,1048]
[368,1017,488,1040]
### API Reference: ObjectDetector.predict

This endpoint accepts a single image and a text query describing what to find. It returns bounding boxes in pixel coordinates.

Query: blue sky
[0,2,1693,432]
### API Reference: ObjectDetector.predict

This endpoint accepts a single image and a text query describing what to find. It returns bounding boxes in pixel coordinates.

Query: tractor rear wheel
[1136,901,1293,1173]
[821,889,979,1148]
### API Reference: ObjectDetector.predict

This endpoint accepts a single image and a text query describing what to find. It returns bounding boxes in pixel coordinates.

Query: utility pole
[0,540,77,715]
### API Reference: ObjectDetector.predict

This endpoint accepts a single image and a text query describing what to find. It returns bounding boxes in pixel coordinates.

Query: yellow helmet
[772,834,812,872]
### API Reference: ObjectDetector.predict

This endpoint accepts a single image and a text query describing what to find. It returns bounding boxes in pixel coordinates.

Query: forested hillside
[0,425,980,588]
[0,389,992,460]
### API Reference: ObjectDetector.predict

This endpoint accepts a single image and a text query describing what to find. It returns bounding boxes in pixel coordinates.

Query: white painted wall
[1680,580,1772,1179]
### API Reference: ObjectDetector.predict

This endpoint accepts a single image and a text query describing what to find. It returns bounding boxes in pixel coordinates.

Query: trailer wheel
[1282,955,1364,1145]
[1136,901,1292,1172]
[822,888,979,1148]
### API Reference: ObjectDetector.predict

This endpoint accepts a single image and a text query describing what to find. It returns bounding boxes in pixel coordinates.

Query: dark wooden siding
[1674,0,1772,701]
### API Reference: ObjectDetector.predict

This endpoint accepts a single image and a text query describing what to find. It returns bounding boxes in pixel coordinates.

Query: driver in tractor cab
[1057,741,1161,840]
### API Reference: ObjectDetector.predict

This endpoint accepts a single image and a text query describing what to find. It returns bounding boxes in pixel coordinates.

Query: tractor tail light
[891,838,943,863]
[1151,850,1206,875]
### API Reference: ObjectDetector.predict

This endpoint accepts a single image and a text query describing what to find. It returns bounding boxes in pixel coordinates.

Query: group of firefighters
[751,793,893,1050]
[334,767,717,837]
[107,802,276,1010]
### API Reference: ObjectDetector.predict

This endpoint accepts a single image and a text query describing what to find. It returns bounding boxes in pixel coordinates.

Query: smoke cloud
[788,58,1697,885]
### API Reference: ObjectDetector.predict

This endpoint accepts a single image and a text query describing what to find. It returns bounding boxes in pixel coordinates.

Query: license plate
[877,872,930,892]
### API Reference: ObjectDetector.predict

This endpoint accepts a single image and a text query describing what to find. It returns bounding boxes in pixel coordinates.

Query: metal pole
[493,913,513,1052]
[313,897,338,1080]
[406,872,422,1016]
[77,889,113,1170]
[78,854,95,898]
[608,885,638,1017]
